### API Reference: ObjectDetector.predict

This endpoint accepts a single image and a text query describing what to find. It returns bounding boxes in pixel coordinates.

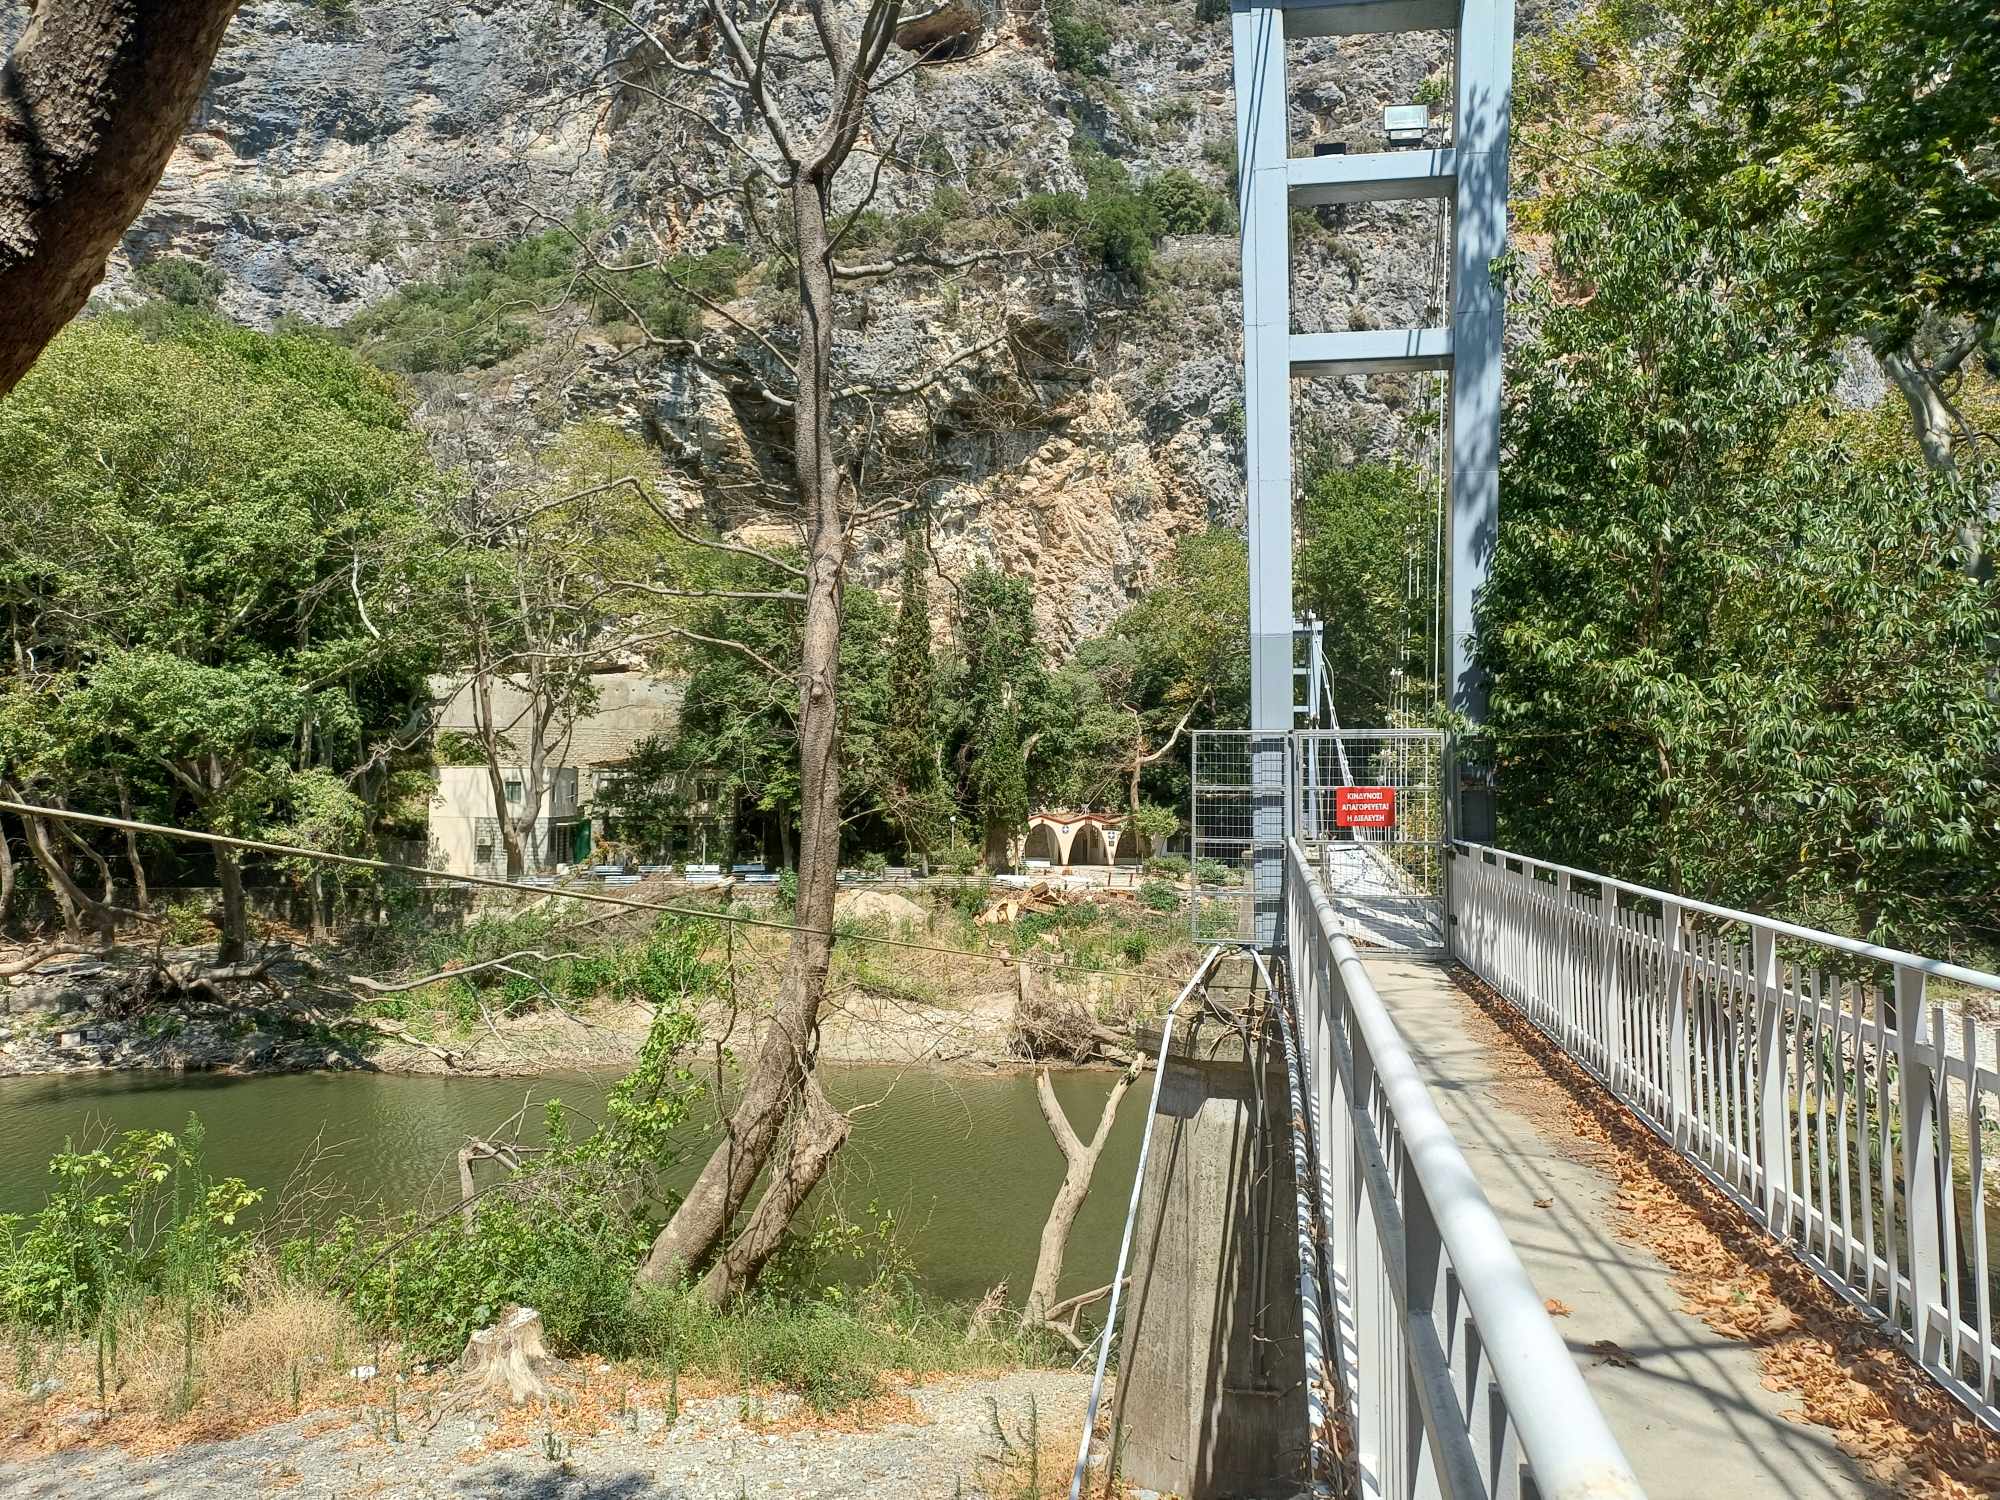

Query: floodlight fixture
[1382,103,1430,146]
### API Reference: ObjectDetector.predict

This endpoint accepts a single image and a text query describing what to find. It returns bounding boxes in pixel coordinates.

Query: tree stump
[459,1305,552,1404]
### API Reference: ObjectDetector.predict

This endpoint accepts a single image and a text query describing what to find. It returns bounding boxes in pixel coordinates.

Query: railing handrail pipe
[1292,839,1645,1500]
[1452,840,2000,995]
[1065,943,1229,1500]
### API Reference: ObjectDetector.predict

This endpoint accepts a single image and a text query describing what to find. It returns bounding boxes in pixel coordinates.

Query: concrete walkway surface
[1364,953,1884,1500]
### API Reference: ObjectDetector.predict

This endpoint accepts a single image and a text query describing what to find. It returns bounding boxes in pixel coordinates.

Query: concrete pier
[1111,974,1307,1498]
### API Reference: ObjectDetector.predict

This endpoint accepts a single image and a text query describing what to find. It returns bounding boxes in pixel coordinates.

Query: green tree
[649,580,894,871]
[1295,457,1436,725]
[1650,0,2000,483]
[0,313,451,960]
[955,565,1043,868]
[1031,531,1248,818]
[446,424,675,878]
[881,531,948,861]
[1478,191,2000,951]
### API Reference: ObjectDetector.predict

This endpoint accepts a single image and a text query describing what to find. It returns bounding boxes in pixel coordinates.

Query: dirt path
[0,1369,1092,1499]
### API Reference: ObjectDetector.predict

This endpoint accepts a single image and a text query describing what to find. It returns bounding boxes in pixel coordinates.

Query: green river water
[0,1066,1143,1305]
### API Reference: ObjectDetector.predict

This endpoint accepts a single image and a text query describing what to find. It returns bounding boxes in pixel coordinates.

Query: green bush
[1140,169,1234,235]
[0,1116,259,1331]
[1024,136,1192,286]
[1194,857,1232,886]
[344,229,753,372]
[305,1180,639,1359]
[135,256,226,310]
[1140,879,1181,913]
[858,851,889,878]
[1049,2,1110,74]
[1144,854,1189,879]
[586,245,751,340]
[339,230,577,372]
[776,866,799,913]
[299,995,707,1358]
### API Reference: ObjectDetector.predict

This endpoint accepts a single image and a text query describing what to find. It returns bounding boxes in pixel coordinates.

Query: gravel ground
[0,1370,1095,1499]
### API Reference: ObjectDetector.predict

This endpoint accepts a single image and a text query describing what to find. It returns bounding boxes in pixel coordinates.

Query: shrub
[858,851,889,878]
[1144,854,1189,879]
[308,1184,638,1359]
[160,897,215,946]
[1194,857,1232,886]
[135,256,226,310]
[339,231,573,372]
[586,245,751,340]
[0,1116,259,1331]
[776,866,799,913]
[1140,169,1234,235]
[1049,2,1109,74]
[1140,879,1181,913]
[1129,801,1182,857]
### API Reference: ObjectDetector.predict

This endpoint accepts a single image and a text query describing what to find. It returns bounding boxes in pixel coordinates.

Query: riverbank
[0,883,1204,1081]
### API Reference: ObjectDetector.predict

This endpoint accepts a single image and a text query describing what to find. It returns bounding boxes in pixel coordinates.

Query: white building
[427,671,685,878]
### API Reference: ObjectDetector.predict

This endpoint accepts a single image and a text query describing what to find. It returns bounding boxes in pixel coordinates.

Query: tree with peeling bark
[1022,1062,1138,1335]
[546,0,1017,1304]
[0,0,244,393]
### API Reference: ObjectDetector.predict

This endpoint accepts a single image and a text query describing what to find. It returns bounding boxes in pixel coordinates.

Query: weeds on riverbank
[344,879,1210,1051]
[0,949,1049,1443]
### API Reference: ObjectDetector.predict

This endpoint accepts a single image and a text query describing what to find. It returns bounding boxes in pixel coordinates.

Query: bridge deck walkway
[1362,952,1883,1500]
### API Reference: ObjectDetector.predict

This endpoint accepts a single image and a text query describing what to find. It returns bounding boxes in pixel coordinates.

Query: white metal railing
[1285,839,1645,1499]
[1451,842,2000,1428]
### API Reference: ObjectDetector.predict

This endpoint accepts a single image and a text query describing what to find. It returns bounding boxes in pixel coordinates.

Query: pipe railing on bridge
[1285,838,1645,1499]
[1450,842,2000,1429]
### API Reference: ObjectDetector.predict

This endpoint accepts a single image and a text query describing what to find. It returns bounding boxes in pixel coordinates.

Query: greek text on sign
[1335,786,1397,828]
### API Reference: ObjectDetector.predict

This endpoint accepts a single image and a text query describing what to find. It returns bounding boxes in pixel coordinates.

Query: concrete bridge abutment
[1111,959,1308,1498]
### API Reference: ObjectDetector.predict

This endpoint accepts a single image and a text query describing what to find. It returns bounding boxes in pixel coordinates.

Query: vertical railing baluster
[1895,966,1942,1368]
[1665,900,1689,1152]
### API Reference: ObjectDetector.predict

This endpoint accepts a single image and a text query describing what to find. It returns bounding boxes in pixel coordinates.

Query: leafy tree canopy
[1477,190,1999,953]
[0,312,454,947]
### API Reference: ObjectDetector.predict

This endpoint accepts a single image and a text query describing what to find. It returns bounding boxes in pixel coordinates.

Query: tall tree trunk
[694,1075,851,1303]
[467,648,527,879]
[638,170,849,1299]
[0,0,244,394]
[8,790,105,942]
[0,816,13,929]
[1022,1065,1136,1327]
[55,809,116,913]
[212,843,247,964]
[115,776,148,910]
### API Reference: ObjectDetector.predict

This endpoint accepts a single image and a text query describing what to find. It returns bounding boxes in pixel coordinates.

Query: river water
[0,1065,1143,1305]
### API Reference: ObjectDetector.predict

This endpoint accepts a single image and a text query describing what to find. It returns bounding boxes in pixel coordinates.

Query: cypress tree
[884,528,944,860]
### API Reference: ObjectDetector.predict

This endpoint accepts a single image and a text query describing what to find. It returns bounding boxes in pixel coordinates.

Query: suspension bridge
[1071,1,2000,1496]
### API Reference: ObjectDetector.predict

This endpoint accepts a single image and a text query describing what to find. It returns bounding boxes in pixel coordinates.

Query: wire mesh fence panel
[1293,730,1446,951]
[1189,730,1286,943]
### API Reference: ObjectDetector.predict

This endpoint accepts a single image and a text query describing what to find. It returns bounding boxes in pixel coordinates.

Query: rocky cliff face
[93,0,1463,649]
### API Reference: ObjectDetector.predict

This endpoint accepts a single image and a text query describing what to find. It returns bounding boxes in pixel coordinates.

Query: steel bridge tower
[1234,0,1514,940]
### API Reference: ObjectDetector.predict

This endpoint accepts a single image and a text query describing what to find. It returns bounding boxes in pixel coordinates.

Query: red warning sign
[1335,786,1397,829]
